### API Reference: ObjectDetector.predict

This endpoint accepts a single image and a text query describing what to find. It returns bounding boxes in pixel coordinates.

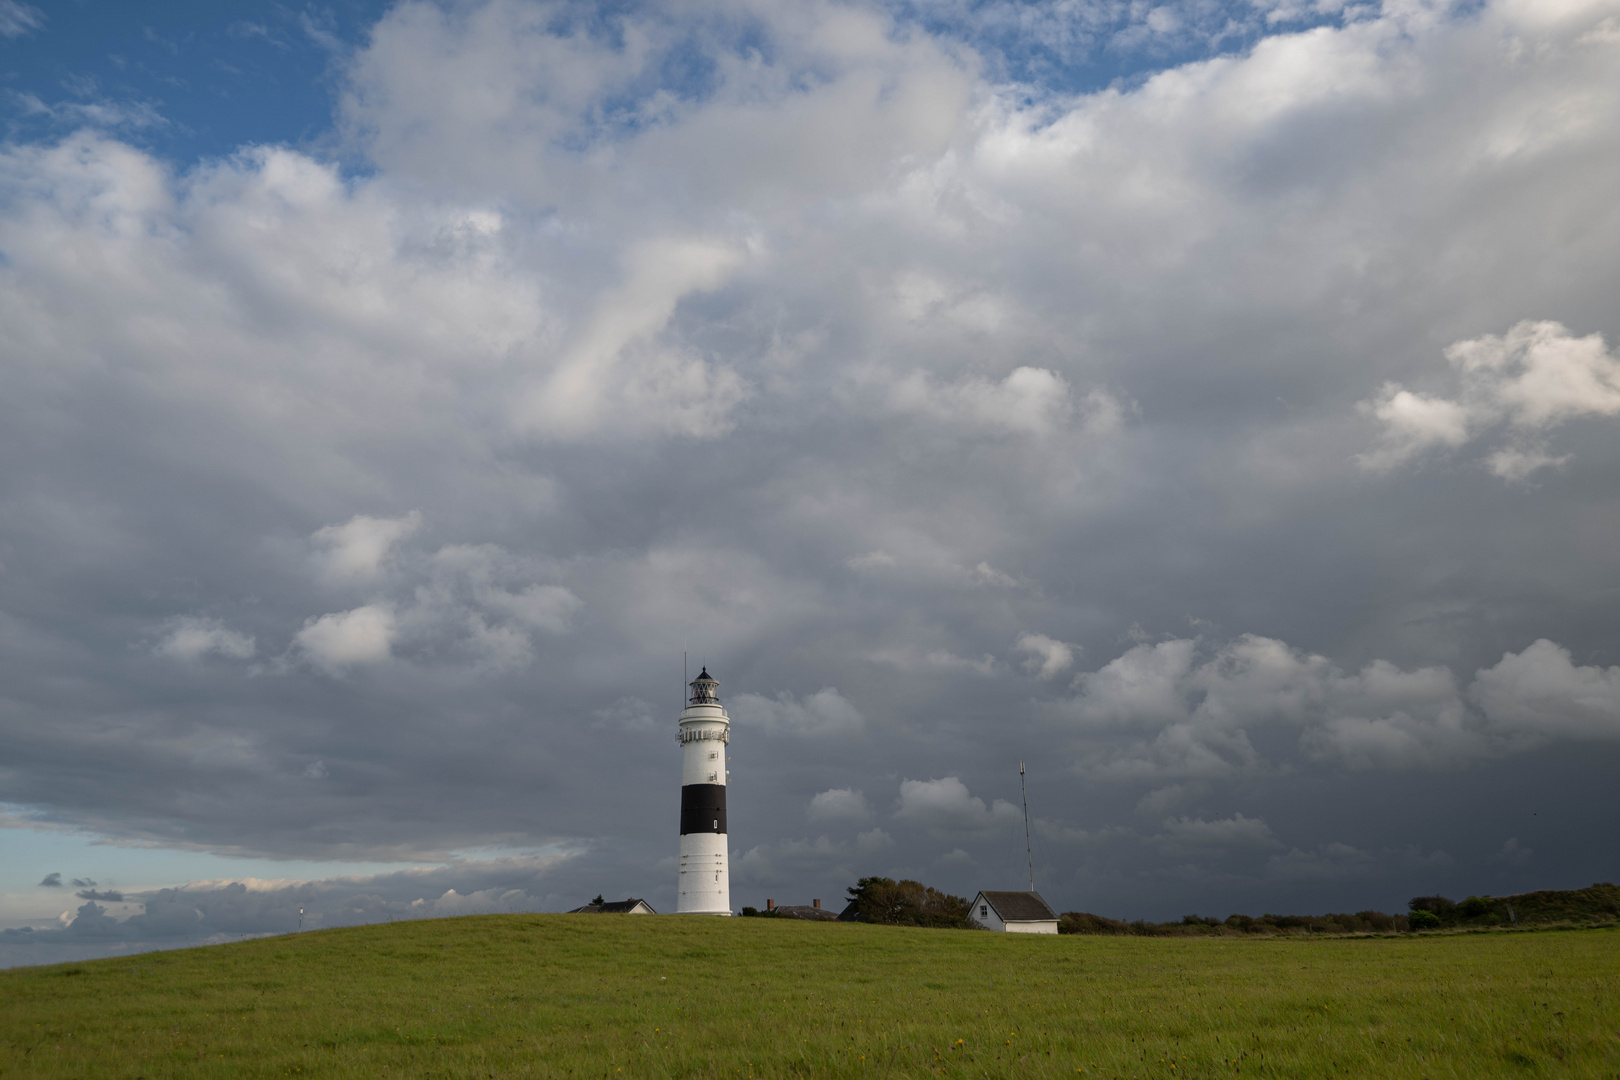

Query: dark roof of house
[836,901,863,922]
[567,898,656,914]
[978,891,1058,922]
[772,905,839,921]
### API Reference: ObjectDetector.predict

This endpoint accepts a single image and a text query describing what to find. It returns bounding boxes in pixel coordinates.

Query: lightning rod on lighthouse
[677,666,732,914]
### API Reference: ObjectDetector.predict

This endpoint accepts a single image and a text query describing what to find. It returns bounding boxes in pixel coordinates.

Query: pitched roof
[772,904,839,921]
[567,898,657,914]
[978,891,1058,922]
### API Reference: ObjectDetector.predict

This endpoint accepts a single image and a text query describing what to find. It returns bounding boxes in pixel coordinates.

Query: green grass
[2,917,1617,1078]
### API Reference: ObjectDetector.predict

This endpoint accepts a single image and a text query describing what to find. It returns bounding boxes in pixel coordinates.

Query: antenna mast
[1020,761,1034,892]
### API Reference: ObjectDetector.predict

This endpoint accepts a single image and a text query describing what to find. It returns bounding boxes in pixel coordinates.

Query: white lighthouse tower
[677,667,731,914]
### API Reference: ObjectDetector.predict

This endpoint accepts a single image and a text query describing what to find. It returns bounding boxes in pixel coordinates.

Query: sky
[1,0,1618,967]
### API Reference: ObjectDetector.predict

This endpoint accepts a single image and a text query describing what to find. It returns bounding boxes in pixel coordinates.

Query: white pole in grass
[1020,761,1034,892]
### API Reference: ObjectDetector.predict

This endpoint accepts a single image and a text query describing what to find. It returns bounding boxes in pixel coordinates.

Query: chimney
[766,899,774,911]
[813,899,821,909]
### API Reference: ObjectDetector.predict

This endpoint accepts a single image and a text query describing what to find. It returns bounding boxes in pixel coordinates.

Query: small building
[766,898,838,921]
[970,891,1058,934]
[567,898,658,914]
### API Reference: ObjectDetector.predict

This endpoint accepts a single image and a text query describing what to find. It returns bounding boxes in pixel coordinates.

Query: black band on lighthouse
[679,783,727,835]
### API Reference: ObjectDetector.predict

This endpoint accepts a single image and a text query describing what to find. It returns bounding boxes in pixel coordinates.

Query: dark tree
[845,877,973,928]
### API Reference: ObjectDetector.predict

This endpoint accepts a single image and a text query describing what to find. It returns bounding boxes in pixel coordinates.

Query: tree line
[734,879,1617,934]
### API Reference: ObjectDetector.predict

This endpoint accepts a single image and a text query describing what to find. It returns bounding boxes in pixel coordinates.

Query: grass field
[2,916,1616,1078]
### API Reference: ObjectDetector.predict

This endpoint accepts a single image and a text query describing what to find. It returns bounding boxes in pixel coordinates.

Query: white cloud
[155,617,256,661]
[1359,321,1620,478]
[515,236,750,441]
[294,604,396,669]
[1068,639,1199,727]
[808,788,870,822]
[887,366,1075,436]
[1015,632,1075,680]
[1062,634,1620,775]
[1355,386,1473,472]
[731,688,864,736]
[310,512,421,585]
[0,2,45,38]
[894,777,1021,835]
[1470,639,1620,741]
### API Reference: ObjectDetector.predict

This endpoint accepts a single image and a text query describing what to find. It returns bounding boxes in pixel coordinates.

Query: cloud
[1264,843,1376,881]
[1358,321,1620,478]
[855,828,894,854]
[154,617,256,661]
[1496,837,1533,867]
[808,788,870,822]
[592,697,660,732]
[0,2,44,38]
[76,889,124,902]
[293,604,397,669]
[731,688,864,736]
[894,777,1022,836]
[3,854,575,950]
[1061,634,1620,777]
[733,836,851,886]
[516,237,750,441]
[865,647,999,677]
[1135,784,1204,817]
[1156,813,1280,853]
[310,512,421,585]
[1068,640,1199,728]
[1016,633,1074,680]
[1355,387,1473,472]
[1,0,1619,937]
[887,367,1077,437]
[39,873,61,888]
[1470,639,1620,741]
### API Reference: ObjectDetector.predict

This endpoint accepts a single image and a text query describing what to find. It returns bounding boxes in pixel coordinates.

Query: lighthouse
[677,667,731,914]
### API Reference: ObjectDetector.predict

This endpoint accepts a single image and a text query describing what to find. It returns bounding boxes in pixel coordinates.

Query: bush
[1357,910,1397,932]
[1408,909,1441,930]
[1058,912,1130,935]
[1410,895,1455,919]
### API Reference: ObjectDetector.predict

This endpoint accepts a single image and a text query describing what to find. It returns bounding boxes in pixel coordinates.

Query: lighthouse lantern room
[677,667,731,914]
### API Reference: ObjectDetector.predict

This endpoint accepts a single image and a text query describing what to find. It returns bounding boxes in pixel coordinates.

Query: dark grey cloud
[75,889,123,902]
[2,0,1619,962]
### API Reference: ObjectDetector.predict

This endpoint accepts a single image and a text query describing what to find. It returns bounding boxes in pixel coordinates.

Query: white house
[971,891,1059,933]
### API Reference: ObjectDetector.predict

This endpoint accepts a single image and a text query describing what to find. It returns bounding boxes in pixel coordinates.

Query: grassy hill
[2,915,1617,1078]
